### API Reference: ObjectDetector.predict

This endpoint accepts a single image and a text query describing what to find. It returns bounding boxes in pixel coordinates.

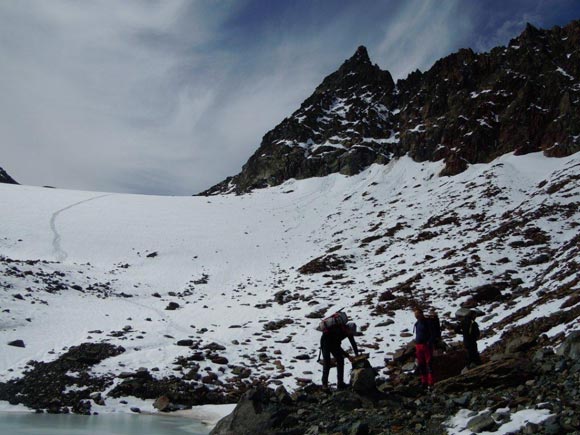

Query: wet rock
[466,412,497,433]
[153,395,172,412]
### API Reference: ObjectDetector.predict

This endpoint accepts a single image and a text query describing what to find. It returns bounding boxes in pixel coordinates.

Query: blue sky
[0,0,579,194]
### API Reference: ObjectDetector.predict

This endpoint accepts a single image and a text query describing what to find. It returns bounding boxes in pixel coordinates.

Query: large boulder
[350,368,377,395]
[505,335,537,354]
[210,386,293,435]
[435,357,535,394]
[557,330,580,360]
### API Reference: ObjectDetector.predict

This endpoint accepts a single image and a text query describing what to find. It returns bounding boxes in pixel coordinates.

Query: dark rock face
[203,20,580,195]
[0,167,18,185]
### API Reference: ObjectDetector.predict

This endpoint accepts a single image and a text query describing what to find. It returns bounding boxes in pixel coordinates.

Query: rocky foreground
[210,331,580,435]
[2,328,578,434]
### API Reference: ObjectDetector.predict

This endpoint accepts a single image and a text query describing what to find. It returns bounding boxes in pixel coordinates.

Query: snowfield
[0,152,579,417]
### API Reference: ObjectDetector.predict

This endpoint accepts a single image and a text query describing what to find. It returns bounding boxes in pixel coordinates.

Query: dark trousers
[321,335,345,387]
[465,340,481,366]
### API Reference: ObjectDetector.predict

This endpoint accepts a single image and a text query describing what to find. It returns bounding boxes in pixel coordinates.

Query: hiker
[413,307,435,389]
[428,309,446,352]
[319,315,359,390]
[460,310,481,367]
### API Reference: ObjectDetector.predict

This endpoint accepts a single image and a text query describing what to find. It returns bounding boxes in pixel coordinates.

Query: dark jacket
[460,317,480,343]
[322,325,359,356]
[414,318,434,345]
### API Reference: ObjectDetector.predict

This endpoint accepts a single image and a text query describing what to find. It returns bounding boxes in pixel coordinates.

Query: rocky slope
[0,167,18,184]
[0,151,578,425]
[210,332,580,435]
[203,20,580,195]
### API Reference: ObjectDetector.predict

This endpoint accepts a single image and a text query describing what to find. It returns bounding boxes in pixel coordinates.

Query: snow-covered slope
[1,152,579,409]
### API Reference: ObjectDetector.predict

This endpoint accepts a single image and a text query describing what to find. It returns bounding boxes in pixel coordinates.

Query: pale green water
[0,413,209,435]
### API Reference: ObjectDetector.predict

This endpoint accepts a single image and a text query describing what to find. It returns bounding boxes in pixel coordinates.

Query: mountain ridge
[202,19,580,195]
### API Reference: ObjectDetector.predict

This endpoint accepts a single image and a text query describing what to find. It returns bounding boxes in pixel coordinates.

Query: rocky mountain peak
[202,19,580,195]
[0,167,18,185]
[311,45,394,97]
[352,45,371,63]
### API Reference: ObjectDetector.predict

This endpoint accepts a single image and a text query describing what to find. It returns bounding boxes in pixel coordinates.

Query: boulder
[393,341,415,362]
[435,357,535,393]
[176,339,194,346]
[7,340,25,348]
[455,308,484,319]
[210,386,290,435]
[471,282,507,303]
[350,367,377,395]
[153,395,172,412]
[557,330,580,360]
[505,335,536,354]
[467,412,497,433]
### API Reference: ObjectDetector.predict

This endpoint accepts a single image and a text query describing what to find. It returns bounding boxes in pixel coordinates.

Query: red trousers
[415,344,434,386]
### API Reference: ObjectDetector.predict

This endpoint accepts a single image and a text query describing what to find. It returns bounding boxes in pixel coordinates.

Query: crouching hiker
[413,307,435,389]
[317,311,359,390]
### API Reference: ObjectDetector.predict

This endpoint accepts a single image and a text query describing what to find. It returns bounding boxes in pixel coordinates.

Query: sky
[0,0,579,195]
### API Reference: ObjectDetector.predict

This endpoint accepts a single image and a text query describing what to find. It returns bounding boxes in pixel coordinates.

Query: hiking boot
[337,383,348,391]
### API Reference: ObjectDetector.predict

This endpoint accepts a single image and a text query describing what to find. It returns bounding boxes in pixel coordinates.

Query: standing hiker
[413,307,435,389]
[318,312,359,390]
[428,308,446,353]
[460,310,481,367]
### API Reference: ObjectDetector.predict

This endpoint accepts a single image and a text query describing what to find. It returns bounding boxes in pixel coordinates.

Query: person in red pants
[413,308,435,390]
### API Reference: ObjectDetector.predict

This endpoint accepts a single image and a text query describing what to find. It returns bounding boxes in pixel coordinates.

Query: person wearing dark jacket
[428,309,445,351]
[413,308,435,388]
[460,311,481,367]
[321,321,359,389]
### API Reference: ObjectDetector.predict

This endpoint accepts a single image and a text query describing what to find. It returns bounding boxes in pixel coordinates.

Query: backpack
[316,311,348,333]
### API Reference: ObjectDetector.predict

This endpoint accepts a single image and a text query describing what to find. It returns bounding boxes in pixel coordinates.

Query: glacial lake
[0,412,210,435]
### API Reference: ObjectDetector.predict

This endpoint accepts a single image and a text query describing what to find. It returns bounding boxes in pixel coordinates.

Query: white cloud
[475,12,543,52]
[374,0,473,79]
[0,0,481,194]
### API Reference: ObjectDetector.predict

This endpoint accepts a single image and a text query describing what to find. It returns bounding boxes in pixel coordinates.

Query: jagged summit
[351,45,371,63]
[0,167,18,185]
[202,20,580,195]
[312,45,394,97]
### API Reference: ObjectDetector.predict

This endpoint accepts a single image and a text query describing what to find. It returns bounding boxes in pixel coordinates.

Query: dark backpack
[316,311,348,333]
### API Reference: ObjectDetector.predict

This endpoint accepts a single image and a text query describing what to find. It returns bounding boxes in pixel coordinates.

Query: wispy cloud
[374,0,473,79]
[0,0,576,194]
